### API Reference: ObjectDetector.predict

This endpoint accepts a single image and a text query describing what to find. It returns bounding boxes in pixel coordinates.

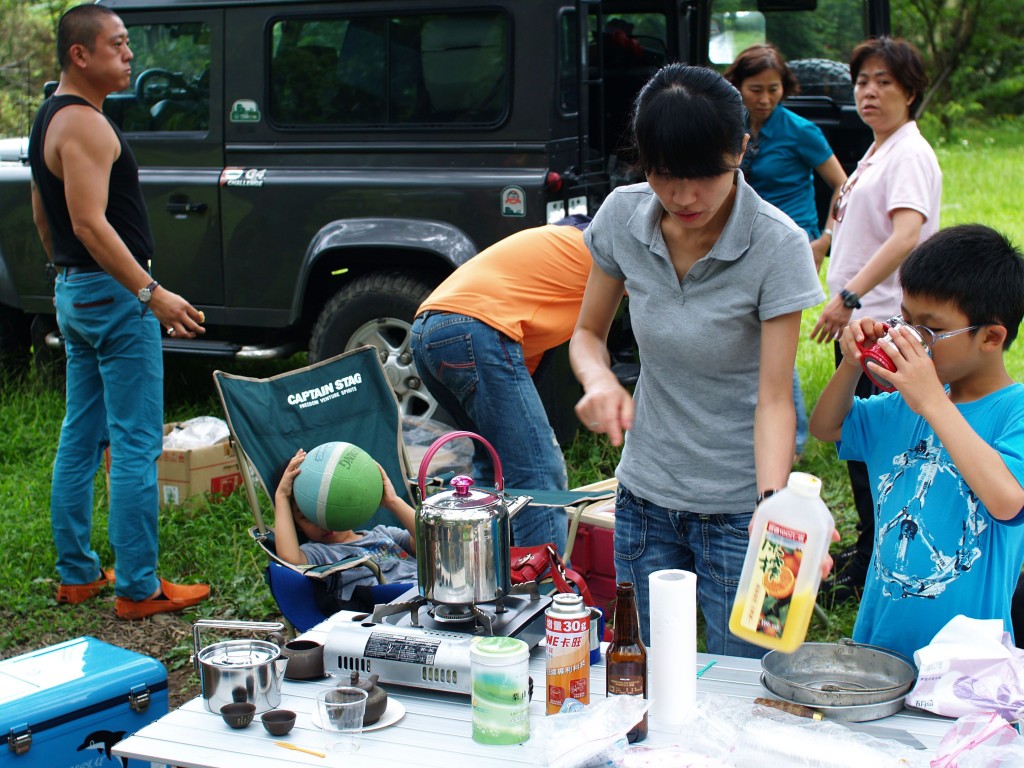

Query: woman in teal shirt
[726,44,847,269]
[726,44,847,458]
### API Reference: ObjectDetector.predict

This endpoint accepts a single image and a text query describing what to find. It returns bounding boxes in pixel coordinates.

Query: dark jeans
[834,343,881,557]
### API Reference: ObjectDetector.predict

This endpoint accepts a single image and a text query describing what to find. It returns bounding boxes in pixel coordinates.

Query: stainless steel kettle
[415,431,519,605]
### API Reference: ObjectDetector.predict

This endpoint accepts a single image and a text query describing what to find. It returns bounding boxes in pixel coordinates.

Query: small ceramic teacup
[282,639,325,680]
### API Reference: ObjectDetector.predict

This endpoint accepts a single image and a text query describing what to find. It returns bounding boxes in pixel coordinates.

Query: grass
[1,119,1022,663]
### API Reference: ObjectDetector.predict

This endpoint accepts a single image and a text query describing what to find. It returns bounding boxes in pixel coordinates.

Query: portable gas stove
[325,584,550,695]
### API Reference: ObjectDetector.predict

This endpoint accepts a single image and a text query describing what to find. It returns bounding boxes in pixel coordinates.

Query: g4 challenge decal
[220,168,267,188]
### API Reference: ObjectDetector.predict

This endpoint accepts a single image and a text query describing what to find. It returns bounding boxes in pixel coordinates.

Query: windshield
[710,0,868,66]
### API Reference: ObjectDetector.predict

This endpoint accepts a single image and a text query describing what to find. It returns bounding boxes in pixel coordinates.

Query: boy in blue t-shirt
[810,224,1024,660]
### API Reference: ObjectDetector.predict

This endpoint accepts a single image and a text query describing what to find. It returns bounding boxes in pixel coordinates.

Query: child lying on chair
[271,449,418,606]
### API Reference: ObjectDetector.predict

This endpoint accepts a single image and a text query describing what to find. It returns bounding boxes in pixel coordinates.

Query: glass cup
[317,687,368,759]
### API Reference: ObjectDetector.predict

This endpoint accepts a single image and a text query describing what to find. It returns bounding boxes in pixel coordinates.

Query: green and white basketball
[293,442,383,530]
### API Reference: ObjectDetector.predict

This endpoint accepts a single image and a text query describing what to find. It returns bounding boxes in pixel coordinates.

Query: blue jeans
[614,484,764,658]
[794,367,808,456]
[411,312,568,554]
[52,271,163,601]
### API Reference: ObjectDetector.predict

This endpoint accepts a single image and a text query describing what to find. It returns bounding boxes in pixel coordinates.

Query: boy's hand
[837,317,886,369]
[871,326,946,414]
[378,463,400,508]
[276,448,305,500]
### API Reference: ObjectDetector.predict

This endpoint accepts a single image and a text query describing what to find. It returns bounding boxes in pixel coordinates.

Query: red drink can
[545,593,590,714]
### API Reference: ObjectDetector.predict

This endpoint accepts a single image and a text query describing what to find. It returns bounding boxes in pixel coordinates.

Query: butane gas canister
[545,593,590,714]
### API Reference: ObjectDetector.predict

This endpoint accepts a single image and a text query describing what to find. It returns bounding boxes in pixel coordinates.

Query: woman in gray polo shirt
[570,65,825,657]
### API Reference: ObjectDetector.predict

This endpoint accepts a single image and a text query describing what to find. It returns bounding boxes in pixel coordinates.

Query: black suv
[0,0,888,428]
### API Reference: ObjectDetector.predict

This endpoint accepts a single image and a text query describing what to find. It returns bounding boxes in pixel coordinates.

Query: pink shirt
[827,120,942,323]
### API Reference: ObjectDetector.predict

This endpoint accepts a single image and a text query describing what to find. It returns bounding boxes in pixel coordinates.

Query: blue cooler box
[0,636,168,767]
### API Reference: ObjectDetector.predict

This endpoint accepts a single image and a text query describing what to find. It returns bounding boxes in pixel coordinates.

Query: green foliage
[0,0,72,137]
[893,0,1024,124]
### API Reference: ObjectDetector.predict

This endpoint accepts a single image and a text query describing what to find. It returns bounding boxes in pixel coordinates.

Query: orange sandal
[114,578,210,620]
[57,569,116,605]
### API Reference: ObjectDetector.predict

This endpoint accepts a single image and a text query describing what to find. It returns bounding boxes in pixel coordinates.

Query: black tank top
[28,94,154,268]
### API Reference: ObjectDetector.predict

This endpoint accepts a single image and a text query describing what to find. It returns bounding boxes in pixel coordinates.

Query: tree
[894,0,1024,122]
[0,0,71,137]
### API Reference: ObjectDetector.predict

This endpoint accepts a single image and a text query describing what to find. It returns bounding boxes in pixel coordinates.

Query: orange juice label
[738,520,807,639]
[545,611,590,714]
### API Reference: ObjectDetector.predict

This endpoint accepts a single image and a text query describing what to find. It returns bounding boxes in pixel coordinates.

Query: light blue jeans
[52,271,163,600]
[614,484,765,658]
[794,367,808,456]
[411,312,568,554]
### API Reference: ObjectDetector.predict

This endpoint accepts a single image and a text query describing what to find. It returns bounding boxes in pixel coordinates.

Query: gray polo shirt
[585,173,824,514]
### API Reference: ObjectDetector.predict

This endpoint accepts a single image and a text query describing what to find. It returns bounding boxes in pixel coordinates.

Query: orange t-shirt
[417,224,591,374]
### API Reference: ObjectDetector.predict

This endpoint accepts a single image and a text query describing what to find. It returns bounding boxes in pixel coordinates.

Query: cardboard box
[156,423,243,507]
[105,422,243,507]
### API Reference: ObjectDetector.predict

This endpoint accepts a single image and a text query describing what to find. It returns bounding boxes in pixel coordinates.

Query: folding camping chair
[214,346,420,631]
[215,346,617,632]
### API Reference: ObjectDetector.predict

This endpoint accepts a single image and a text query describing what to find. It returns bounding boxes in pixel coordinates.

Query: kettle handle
[191,619,286,672]
[417,430,503,498]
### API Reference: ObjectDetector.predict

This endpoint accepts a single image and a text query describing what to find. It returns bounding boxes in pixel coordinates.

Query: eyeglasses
[886,316,988,348]
[832,167,862,223]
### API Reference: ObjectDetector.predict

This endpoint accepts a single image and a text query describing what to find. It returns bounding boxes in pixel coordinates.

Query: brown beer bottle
[605,582,648,742]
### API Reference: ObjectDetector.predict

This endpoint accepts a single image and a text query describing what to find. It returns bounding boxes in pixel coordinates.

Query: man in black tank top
[29,4,208,619]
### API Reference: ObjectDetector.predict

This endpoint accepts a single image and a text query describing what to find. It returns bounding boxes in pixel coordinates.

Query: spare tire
[789,58,853,103]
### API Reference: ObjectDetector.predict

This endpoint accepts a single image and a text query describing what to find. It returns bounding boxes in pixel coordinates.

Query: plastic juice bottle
[729,472,835,653]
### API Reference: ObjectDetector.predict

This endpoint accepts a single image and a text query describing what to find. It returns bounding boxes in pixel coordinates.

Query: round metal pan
[759,675,908,722]
[760,639,916,708]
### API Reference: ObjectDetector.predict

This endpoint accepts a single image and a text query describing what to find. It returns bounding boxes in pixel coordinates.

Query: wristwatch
[756,489,779,506]
[137,280,159,304]
[839,289,862,309]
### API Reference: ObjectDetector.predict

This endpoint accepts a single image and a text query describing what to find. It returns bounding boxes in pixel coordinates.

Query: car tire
[788,58,854,103]
[309,271,440,420]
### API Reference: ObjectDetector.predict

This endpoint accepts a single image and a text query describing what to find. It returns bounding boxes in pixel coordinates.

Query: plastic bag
[401,416,473,476]
[623,695,926,768]
[932,712,1024,768]
[906,615,1024,722]
[162,416,230,449]
[527,695,650,768]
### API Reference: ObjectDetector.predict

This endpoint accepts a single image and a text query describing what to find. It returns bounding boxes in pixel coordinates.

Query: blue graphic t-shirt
[839,383,1024,660]
[301,524,416,600]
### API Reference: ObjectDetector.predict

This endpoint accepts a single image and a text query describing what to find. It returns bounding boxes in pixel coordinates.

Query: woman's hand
[575,381,634,447]
[810,294,853,344]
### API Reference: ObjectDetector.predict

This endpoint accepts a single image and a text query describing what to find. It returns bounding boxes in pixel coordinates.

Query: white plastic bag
[162,416,230,449]
[905,615,1024,721]
[528,696,649,768]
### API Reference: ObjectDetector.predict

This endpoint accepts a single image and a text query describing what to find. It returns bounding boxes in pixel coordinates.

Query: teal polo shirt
[743,105,834,238]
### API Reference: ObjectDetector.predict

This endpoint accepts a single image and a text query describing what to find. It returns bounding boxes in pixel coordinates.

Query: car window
[710,0,867,66]
[269,11,509,128]
[106,21,211,133]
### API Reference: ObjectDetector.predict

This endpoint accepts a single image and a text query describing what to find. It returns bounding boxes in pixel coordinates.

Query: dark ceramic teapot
[346,671,388,725]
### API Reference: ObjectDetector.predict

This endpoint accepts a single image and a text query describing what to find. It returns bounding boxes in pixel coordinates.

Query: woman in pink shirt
[811,37,941,603]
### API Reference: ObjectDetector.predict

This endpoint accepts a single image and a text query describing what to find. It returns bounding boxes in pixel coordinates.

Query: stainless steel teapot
[415,431,522,605]
[192,619,287,714]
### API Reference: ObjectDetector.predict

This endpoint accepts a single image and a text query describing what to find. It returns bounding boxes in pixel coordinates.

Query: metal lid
[470,636,529,663]
[198,639,280,669]
[427,475,502,511]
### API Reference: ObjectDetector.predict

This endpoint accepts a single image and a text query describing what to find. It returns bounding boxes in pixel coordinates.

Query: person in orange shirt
[411,217,592,555]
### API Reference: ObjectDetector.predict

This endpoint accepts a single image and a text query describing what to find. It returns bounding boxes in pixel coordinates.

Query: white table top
[115,612,954,767]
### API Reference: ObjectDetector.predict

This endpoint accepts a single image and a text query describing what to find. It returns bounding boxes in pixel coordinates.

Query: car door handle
[165,200,208,215]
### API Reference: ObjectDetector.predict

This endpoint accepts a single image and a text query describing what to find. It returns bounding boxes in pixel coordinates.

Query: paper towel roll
[648,569,697,727]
